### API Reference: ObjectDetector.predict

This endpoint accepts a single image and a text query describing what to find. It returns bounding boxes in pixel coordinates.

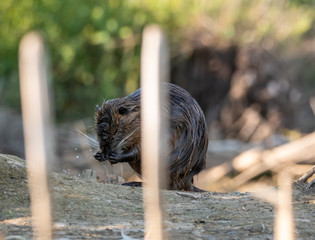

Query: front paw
[108,152,120,164]
[94,151,105,162]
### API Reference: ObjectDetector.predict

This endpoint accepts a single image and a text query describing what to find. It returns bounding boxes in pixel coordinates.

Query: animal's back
[126,83,208,190]
[167,83,208,190]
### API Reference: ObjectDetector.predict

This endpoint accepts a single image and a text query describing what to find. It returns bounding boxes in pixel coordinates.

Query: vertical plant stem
[141,25,169,240]
[274,169,295,240]
[19,32,54,240]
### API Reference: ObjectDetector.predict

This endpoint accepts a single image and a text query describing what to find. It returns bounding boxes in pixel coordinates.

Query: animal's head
[95,91,141,159]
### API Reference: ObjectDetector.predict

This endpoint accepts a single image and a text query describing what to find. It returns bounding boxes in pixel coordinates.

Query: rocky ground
[0,154,314,239]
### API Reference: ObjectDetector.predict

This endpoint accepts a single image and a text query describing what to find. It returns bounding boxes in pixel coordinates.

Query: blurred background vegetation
[1,0,315,122]
[1,0,315,191]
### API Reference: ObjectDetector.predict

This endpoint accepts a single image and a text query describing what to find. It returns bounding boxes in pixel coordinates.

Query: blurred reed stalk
[19,32,54,240]
[251,168,295,240]
[275,169,295,240]
[141,25,169,240]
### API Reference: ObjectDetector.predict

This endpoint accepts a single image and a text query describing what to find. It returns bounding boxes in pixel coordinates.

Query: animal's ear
[130,105,140,112]
[96,105,100,111]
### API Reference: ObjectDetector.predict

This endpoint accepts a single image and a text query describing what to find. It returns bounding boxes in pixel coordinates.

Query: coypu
[94,83,208,191]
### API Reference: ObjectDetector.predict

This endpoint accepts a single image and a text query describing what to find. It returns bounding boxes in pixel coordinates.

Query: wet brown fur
[94,83,208,191]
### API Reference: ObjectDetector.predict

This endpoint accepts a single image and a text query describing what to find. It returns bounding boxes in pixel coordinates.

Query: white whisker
[72,130,99,149]
[116,127,139,149]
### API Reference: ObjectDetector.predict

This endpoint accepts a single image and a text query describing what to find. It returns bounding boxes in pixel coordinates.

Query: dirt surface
[0,154,314,239]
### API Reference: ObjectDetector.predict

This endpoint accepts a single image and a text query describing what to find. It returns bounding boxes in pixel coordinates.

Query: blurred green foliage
[0,0,314,122]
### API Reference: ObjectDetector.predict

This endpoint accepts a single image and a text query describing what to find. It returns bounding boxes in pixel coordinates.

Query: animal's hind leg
[122,181,142,187]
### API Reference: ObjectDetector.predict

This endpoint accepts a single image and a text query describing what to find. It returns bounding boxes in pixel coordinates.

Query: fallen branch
[298,165,315,183]
[201,132,315,191]
[230,132,315,190]
[298,165,315,190]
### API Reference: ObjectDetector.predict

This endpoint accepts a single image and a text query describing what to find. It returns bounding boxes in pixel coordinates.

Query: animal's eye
[118,106,128,115]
